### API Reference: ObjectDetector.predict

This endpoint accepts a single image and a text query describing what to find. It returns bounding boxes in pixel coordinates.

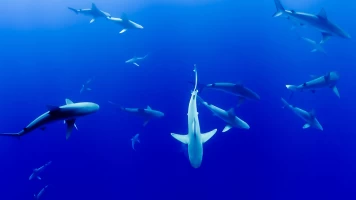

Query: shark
[80,77,94,94]
[131,133,140,151]
[286,71,340,98]
[171,65,217,168]
[29,161,52,181]
[281,98,323,131]
[107,13,144,34]
[34,185,49,200]
[197,96,250,132]
[125,54,149,67]
[300,37,326,54]
[108,101,164,126]
[193,82,260,107]
[68,3,111,23]
[273,0,351,43]
[0,99,99,139]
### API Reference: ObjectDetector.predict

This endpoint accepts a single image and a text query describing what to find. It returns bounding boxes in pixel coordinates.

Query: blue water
[0,0,355,199]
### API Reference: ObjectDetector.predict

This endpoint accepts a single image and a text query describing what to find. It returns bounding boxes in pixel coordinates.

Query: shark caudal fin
[201,129,218,143]
[68,7,79,14]
[272,0,285,17]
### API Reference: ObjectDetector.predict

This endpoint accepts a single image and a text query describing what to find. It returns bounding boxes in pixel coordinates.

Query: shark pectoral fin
[37,176,41,180]
[90,19,95,23]
[332,86,340,98]
[321,32,332,44]
[311,49,317,53]
[171,133,189,144]
[303,123,311,129]
[131,140,136,151]
[143,119,150,127]
[201,129,218,143]
[119,29,127,34]
[74,123,78,130]
[133,63,139,67]
[222,125,232,133]
[86,88,92,91]
[65,119,76,140]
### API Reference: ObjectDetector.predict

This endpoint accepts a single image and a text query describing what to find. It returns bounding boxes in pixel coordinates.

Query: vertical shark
[108,101,164,126]
[68,3,111,23]
[273,0,351,43]
[197,96,250,132]
[286,71,340,98]
[171,65,217,168]
[29,161,52,181]
[34,185,49,200]
[107,13,144,34]
[0,99,99,139]
[131,133,140,151]
[300,37,326,54]
[281,98,323,131]
[125,54,149,67]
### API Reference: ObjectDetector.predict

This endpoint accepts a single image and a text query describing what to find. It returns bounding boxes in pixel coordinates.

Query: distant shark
[68,3,111,23]
[171,65,217,168]
[197,96,250,132]
[107,13,143,34]
[286,71,340,98]
[273,0,351,43]
[34,185,49,200]
[300,37,326,54]
[0,99,99,139]
[192,82,260,107]
[281,98,323,131]
[108,101,164,126]
[125,54,149,67]
[80,77,94,94]
[29,161,52,181]
[131,133,140,151]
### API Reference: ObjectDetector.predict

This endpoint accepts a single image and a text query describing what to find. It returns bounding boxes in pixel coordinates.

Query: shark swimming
[281,98,323,131]
[273,0,351,43]
[131,133,140,151]
[125,54,149,67]
[107,13,143,34]
[108,101,164,126]
[34,185,48,200]
[193,82,260,107]
[171,65,217,168]
[29,161,52,181]
[286,71,340,98]
[0,99,99,139]
[80,77,94,94]
[197,96,250,132]
[68,3,111,23]
[300,37,326,54]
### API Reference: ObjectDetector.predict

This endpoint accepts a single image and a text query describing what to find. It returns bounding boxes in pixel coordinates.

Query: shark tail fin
[68,7,79,14]
[188,81,206,92]
[273,0,285,17]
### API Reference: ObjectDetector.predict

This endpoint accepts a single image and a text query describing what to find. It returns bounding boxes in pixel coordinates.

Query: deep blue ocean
[0,0,355,199]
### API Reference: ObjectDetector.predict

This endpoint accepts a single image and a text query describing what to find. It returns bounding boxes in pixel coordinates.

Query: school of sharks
[0,0,351,198]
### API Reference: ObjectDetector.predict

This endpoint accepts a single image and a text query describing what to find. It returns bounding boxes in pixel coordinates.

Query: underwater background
[0,0,355,199]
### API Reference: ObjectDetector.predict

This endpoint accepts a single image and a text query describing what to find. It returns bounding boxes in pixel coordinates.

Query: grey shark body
[171,65,217,168]
[125,54,148,67]
[273,0,351,43]
[131,133,140,151]
[107,13,143,34]
[109,102,164,126]
[197,96,250,132]
[68,3,111,23]
[286,71,340,98]
[281,98,323,131]
[0,99,99,139]
[29,161,52,181]
[34,185,48,200]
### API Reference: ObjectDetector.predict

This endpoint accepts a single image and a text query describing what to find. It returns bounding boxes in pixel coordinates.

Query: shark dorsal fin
[147,106,152,110]
[227,108,236,117]
[317,8,327,19]
[91,3,98,10]
[291,10,296,13]
[235,82,243,87]
[121,13,129,21]
[309,109,316,118]
[65,98,74,105]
